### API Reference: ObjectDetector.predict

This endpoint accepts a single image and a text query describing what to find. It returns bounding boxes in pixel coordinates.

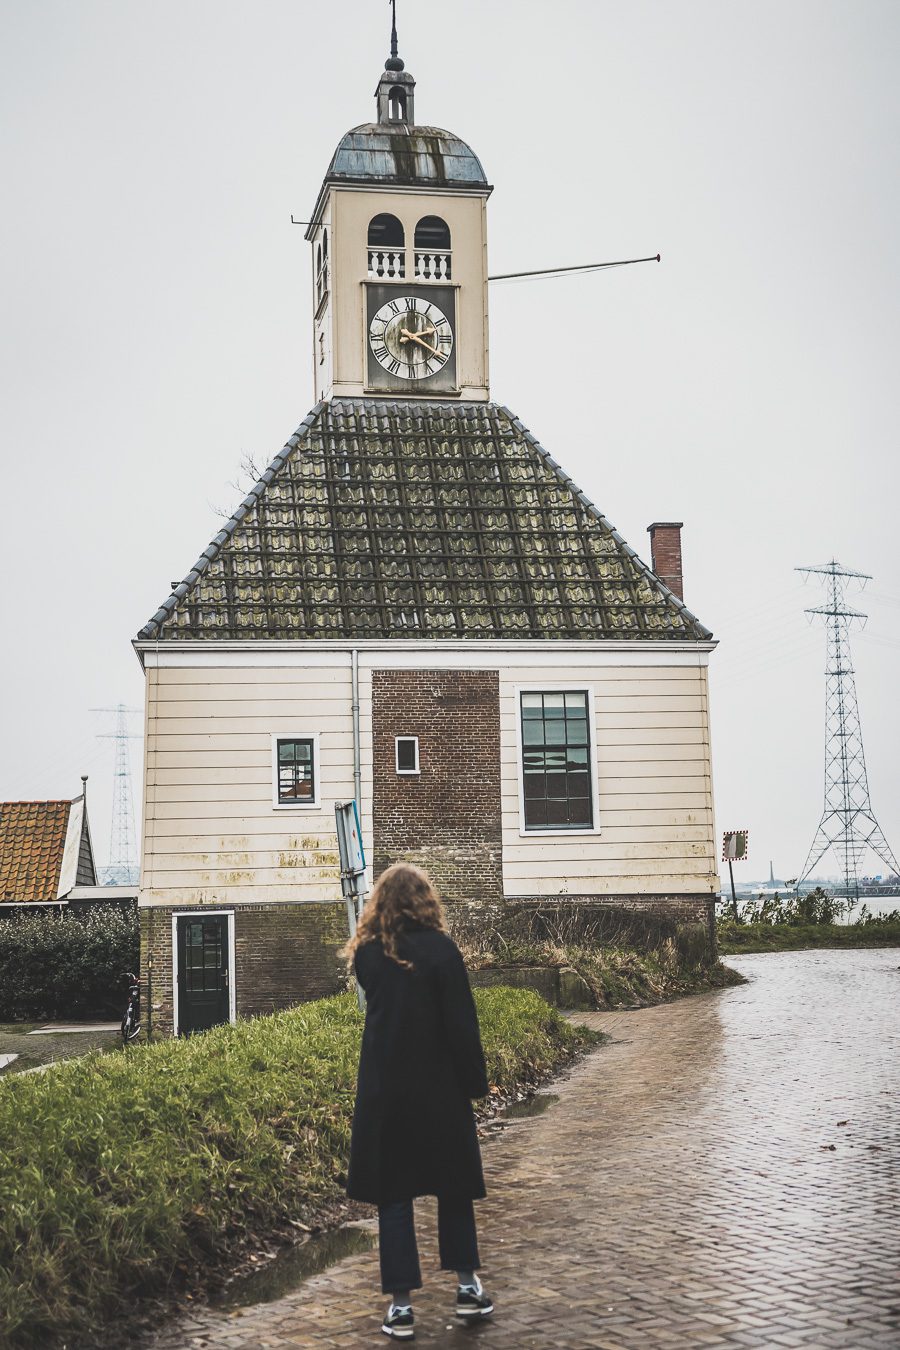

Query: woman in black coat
[344,862,494,1340]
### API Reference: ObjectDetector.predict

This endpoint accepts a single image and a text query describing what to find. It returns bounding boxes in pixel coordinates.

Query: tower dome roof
[325,122,489,190]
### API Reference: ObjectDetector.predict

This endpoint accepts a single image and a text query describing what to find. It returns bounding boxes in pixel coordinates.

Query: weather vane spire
[386,0,404,70]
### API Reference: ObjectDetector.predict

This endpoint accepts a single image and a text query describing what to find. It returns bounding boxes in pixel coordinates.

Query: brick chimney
[647,522,684,600]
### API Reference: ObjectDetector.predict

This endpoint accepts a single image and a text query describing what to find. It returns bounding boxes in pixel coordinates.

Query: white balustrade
[368,249,406,279]
[414,251,452,281]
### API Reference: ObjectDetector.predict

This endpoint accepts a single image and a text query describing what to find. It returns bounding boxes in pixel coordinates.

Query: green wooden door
[176,914,230,1036]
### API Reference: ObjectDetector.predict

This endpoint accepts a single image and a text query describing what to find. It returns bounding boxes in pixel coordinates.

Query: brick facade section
[372,669,503,902]
[139,902,347,1038]
[647,522,684,600]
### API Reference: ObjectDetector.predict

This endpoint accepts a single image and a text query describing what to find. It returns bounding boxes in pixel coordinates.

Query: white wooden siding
[499,665,716,897]
[141,663,368,905]
[139,651,715,907]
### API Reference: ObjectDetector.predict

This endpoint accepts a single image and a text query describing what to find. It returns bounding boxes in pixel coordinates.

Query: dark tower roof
[306,33,490,232]
[136,401,712,643]
[324,124,489,191]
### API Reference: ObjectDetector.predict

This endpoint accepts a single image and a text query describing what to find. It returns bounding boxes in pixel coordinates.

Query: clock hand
[399,330,441,358]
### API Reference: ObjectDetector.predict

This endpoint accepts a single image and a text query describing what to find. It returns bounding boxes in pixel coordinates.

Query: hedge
[0,906,139,1020]
[0,987,591,1348]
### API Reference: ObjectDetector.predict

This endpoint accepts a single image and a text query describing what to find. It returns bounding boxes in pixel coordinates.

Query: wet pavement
[0,1021,120,1075]
[144,948,900,1348]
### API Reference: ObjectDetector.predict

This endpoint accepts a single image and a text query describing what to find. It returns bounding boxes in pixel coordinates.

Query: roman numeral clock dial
[368,295,454,383]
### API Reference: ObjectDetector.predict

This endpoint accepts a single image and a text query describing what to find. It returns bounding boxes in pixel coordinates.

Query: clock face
[368,295,453,381]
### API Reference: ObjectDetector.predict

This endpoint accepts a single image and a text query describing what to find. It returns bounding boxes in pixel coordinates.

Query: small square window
[274,736,319,807]
[395,736,420,774]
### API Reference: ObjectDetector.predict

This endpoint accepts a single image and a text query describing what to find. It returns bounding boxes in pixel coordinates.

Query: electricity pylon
[796,561,900,904]
[93,704,142,886]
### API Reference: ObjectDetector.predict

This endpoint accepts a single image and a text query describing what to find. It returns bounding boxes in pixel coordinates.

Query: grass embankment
[716,889,900,953]
[717,919,900,953]
[453,907,743,1009]
[0,988,592,1349]
[562,939,743,1005]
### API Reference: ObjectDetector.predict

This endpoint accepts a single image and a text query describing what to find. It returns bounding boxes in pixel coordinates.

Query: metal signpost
[722,830,749,920]
[335,801,367,1011]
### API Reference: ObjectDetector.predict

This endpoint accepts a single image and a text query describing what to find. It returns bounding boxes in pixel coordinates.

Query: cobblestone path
[146,949,900,1348]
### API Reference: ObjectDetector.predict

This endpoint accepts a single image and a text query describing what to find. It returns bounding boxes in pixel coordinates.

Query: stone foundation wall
[139,902,348,1038]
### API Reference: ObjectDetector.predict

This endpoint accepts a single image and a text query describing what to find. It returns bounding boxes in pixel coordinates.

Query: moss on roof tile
[137,401,712,643]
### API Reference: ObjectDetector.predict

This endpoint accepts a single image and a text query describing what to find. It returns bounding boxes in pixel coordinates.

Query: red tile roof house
[0,786,98,907]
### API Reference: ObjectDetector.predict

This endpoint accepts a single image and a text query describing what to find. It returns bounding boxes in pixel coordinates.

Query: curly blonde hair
[341,862,447,971]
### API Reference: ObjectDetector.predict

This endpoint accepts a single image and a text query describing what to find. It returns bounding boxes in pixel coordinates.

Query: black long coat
[346,927,489,1205]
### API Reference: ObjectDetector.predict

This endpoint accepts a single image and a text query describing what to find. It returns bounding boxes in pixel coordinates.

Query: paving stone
[142,949,900,1349]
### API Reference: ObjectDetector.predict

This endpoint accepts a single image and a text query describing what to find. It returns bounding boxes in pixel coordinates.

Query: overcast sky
[1,0,898,886]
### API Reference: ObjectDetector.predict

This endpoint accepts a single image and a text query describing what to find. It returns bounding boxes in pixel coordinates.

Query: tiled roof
[0,801,72,903]
[137,400,712,643]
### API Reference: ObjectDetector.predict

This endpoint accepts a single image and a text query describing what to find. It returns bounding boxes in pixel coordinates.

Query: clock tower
[304,31,492,402]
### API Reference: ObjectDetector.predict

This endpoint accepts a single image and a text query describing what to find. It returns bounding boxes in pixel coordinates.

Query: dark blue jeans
[378,1196,481,1294]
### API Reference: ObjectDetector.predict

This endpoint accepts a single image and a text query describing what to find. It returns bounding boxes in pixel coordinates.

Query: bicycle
[121,971,141,1045]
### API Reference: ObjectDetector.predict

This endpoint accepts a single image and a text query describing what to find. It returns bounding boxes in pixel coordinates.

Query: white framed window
[395,736,420,775]
[272,733,321,808]
[515,687,600,836]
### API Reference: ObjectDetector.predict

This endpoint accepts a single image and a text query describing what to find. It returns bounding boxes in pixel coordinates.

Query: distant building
[0,783,96,906]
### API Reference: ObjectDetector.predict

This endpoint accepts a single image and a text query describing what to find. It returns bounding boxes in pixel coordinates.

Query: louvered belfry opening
[140,402,710,643]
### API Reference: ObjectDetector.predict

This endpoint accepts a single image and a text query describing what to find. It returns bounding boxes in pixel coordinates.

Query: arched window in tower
[414,216,452,281]
[367,214,405,280]
[388,86,407,122]
[315,228,329,307]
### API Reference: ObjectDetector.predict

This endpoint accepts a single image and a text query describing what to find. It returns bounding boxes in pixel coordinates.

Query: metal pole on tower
[796,561,900,903]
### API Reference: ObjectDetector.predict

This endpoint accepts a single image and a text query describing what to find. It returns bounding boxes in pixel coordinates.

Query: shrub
[0,988,587,1348]
[0,906,139,1021]
[449,903,734,1009]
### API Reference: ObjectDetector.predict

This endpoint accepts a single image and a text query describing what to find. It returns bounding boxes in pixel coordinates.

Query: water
[213,1225,376,1309]
[840,894,900,921]
[502,1093,560,1120]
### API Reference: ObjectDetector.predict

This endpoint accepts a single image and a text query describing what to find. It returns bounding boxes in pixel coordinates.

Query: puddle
[502,1092,559,1120]
[214,1225,376,1309]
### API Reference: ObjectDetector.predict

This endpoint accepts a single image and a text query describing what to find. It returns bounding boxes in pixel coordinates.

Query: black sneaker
[456,1276,493,1320]
[382,1303,415,1339]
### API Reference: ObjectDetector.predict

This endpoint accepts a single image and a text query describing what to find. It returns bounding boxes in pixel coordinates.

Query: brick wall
[140,902,347,1037]
[233,903,347,1019]
[372,669,503,902]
